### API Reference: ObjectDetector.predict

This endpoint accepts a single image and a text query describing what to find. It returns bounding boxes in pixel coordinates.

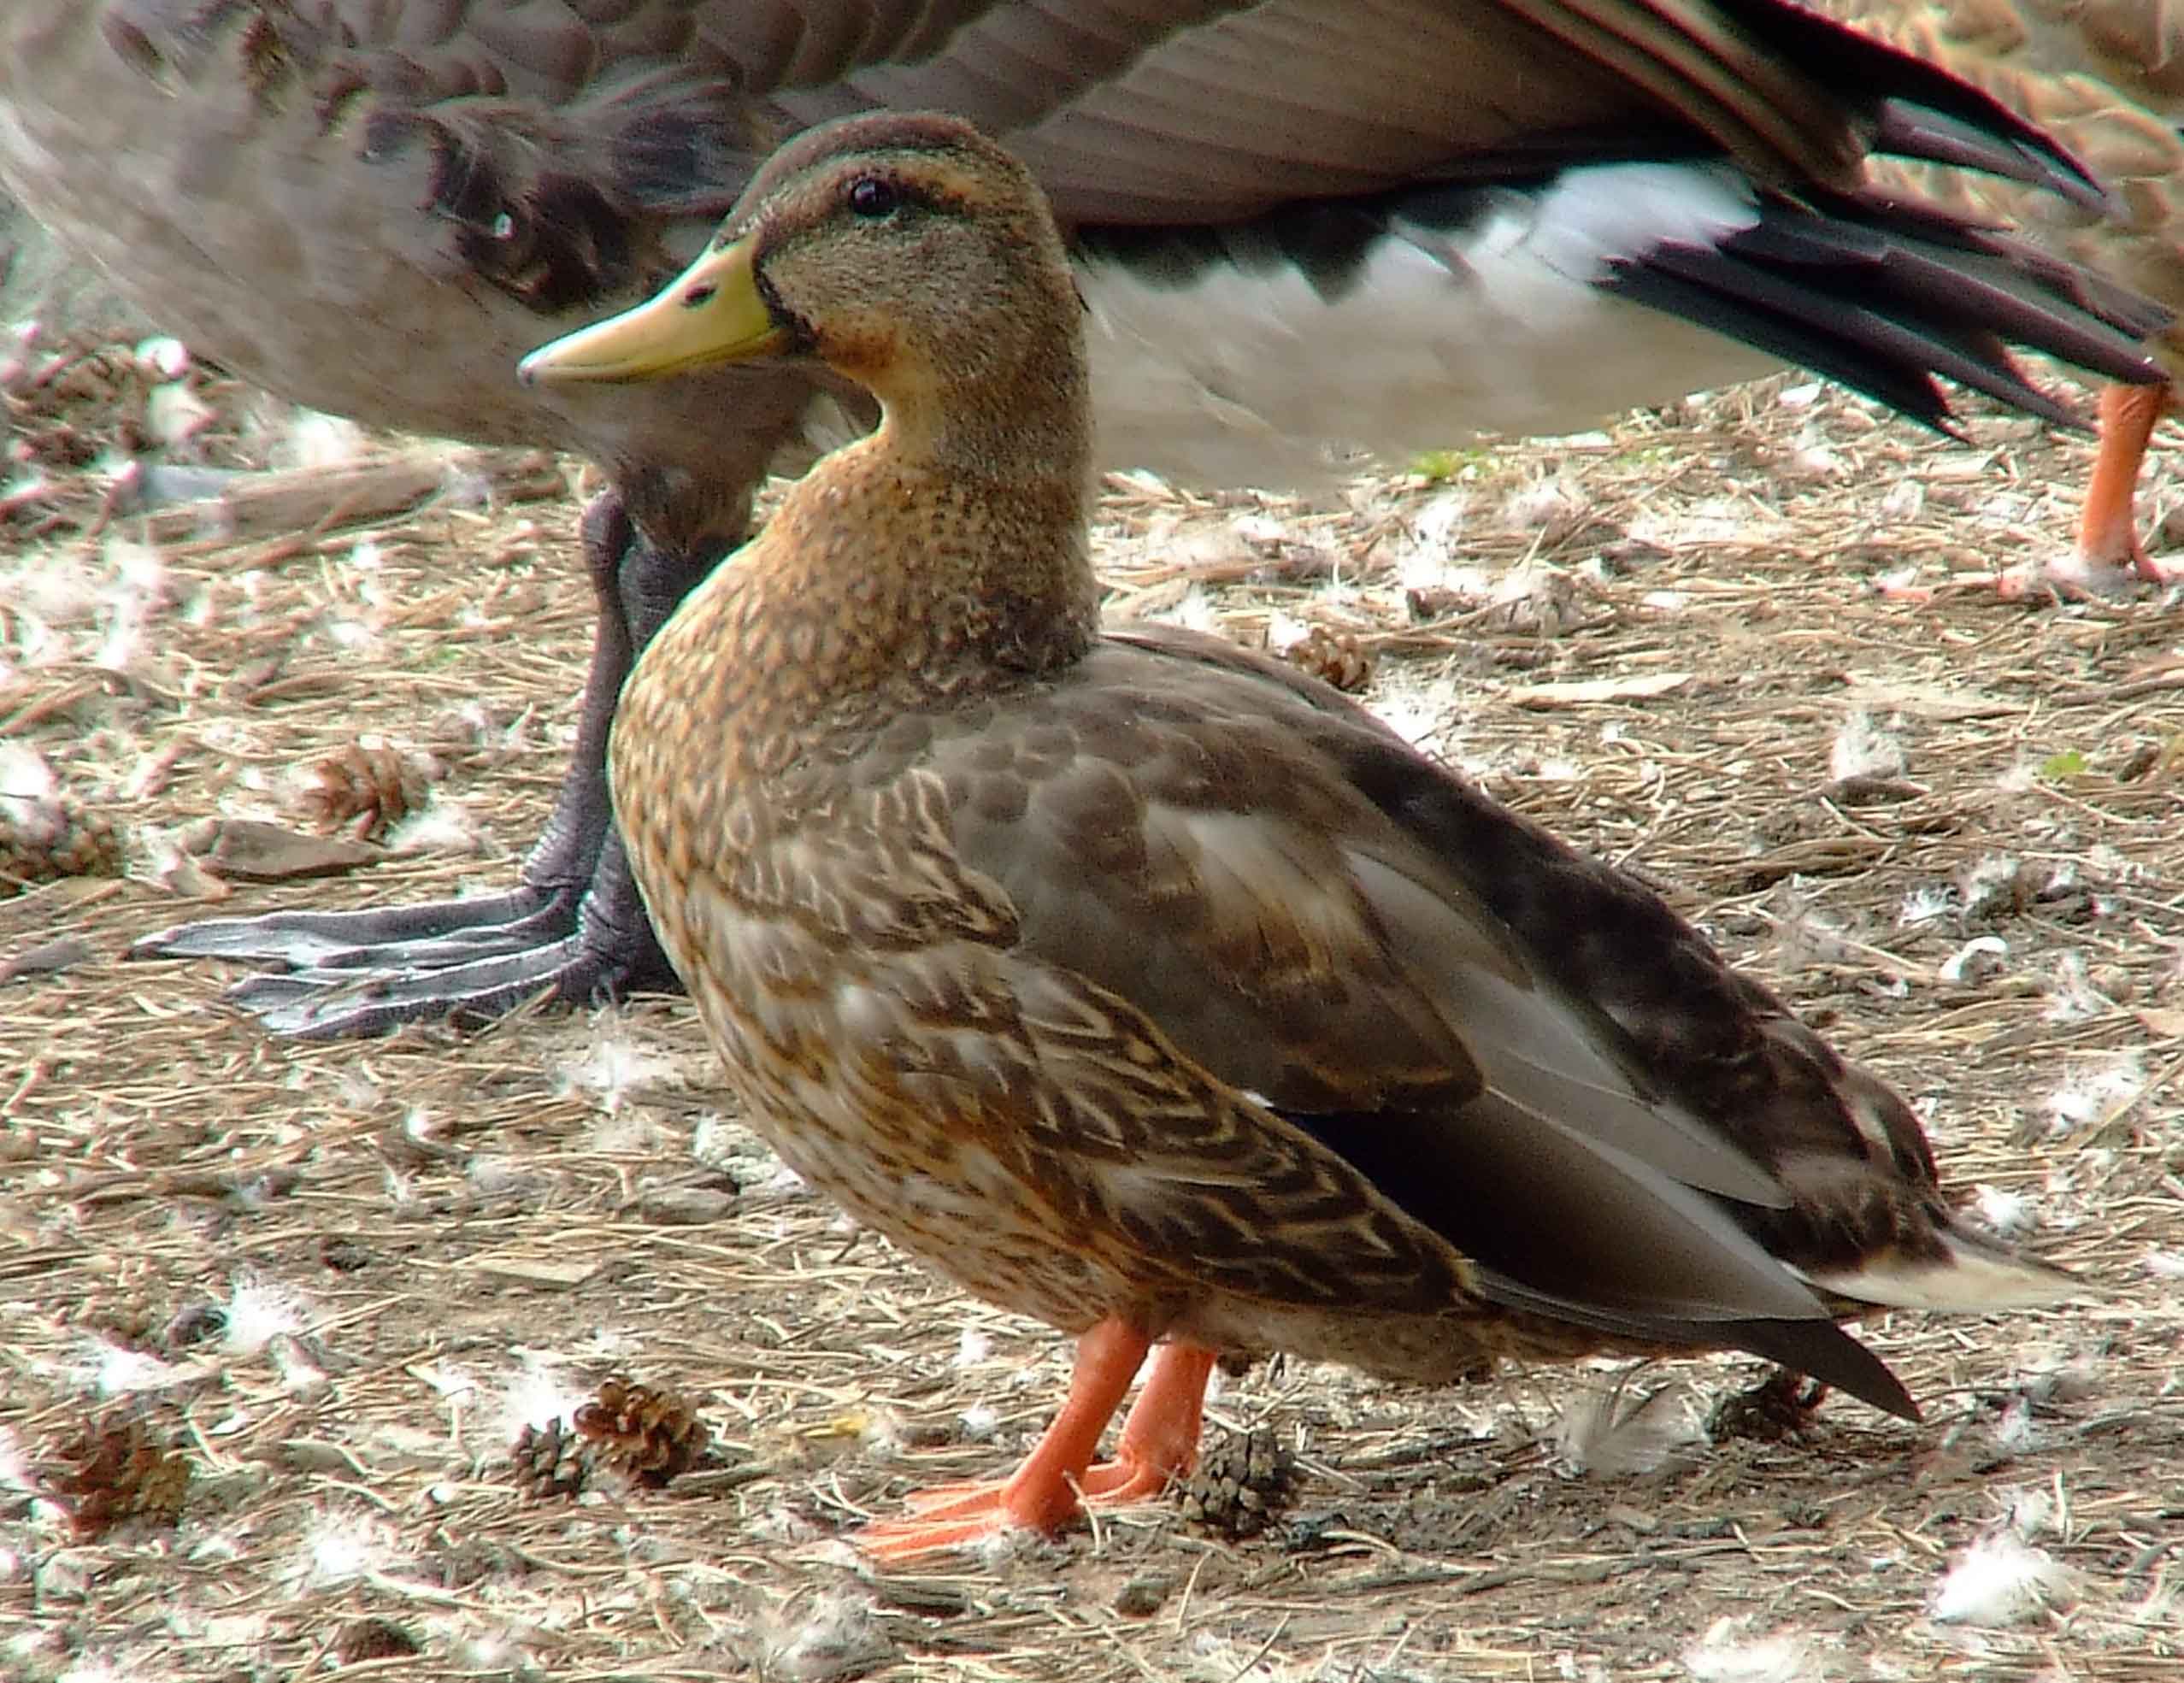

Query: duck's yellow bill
[518,238,786,385]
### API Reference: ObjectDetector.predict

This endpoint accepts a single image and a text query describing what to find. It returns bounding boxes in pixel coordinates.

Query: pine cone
[47,1415,190,1539]
[1708,1369,1830,1444]
[0,800,122,894]
[1281,626,1375,693]
[1178,1427,1297,1540]
[296,743,427,841]
[509,1416,593,1503]
[334,1619,421,1664]
[574,1377,709,1487]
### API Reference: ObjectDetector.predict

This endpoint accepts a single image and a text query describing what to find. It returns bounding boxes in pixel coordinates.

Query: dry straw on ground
[2,327,2181,1681]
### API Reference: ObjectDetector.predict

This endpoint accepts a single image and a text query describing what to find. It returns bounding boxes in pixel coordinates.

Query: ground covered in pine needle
[3,303,2181,1680]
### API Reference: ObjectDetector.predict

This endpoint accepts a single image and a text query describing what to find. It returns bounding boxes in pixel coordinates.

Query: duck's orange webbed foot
[855,1327,1216,1561]
[2065,381,2177,591]
[1995,379,2180,598]
[1875,381,2177,604]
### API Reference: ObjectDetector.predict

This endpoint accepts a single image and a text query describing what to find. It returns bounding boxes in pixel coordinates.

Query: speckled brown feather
[606,113,2065,1419]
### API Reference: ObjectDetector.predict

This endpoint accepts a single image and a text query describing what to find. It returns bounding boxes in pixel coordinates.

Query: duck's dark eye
[846,177,899,220]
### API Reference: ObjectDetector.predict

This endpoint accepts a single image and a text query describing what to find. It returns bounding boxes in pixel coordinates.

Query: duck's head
[520,111,1086,467]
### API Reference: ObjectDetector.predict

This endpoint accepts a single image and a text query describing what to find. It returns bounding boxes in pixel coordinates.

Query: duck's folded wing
[1098,623,1946,1189]
[944,642,1783,1208]
[1099,624,2073,1312]
[932,632,1918,1412]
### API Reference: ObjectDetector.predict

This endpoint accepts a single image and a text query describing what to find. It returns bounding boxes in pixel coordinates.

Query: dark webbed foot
[143,837,680,1039]
[131,496,710,1037]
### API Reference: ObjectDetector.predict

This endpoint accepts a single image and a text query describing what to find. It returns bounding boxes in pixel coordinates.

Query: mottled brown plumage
[5,0,2165,1036]
[522,110,2072,1556]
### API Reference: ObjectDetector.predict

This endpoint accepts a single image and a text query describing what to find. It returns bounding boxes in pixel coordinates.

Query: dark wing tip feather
[1602,184,2168,437]
[1734,0,2110,210]
[1468,1266,1919,1420]
[1869,98,2109,216]
[1704,1317,1920,1421]
[1605,259,1964,433]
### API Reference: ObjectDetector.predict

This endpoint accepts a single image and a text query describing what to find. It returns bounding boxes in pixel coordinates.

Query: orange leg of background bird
[1881,380,2177,604]
[856,1324,1217,1560]
[2069,381,2175,588]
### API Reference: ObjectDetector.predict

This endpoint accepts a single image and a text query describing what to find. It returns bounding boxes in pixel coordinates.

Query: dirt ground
[2,316,2181,1681]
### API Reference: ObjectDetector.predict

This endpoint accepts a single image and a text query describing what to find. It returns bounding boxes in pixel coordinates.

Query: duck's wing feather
[945,664,1787,1209]
[1094,626,1949,1207]
[945,625,2063,1301]
[721,0,2109,212]
[917,627,1956,1407]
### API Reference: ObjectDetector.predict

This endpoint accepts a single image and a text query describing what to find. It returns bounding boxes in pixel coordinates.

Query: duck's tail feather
[1605,184,2170,435]
[1476,1263,1922,1421]
[1799,1224,2080,1314]
[1707,1315,1920,1421]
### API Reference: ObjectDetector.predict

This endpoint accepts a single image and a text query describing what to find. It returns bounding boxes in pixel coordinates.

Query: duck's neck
[748,353,1099,687]
[880,347,1093,489]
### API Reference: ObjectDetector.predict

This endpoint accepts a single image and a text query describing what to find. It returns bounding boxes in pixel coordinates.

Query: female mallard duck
[0,3,2163,1037]
[519,110,2071,1560]
[1826,0,2184,589]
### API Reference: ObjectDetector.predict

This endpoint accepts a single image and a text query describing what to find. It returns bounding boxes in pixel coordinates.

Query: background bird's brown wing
[105,0,2106,272]
[719,0,2105,213]
[26,0,2139,469]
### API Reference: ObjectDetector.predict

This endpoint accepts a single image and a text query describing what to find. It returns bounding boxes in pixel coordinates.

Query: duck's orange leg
[1887,380,2177,604]
[856,1323,1217,1561]
[2062,380,2175,590]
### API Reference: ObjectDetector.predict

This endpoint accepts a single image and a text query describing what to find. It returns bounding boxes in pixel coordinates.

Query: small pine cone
[1177,1427,1297,1541]
[334,1618,422,1664]
[509,1416,593,1503]
[1281,626,1375,693]
[0,800,123,894]
[574,1377,709,1487]
[47,1415,191,1539]
[1708,1369,1829,1444]
[296,743,427,841]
